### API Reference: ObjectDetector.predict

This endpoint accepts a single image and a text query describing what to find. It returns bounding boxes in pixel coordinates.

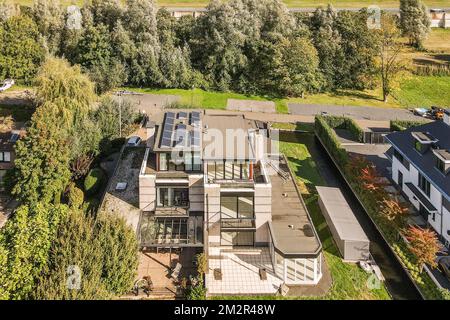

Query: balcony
[221,218,256,230]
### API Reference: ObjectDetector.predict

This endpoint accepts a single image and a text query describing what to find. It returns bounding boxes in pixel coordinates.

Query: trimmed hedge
[84,168,105,196]
[315,116,350,167]
[318,115,364,143]
[390,120,427,132]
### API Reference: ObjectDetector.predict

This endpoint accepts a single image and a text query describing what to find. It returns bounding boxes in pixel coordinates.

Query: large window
[158,152,202,172]
[393,149,409,169]
[0,152,11,163]
[418,173,431,197]
[221,194,254,219]
[436,157,446,174]
[156,187,189,207]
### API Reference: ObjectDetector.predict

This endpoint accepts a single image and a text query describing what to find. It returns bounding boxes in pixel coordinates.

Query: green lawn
[392,76,450,108]
[212,133,390,300]
[7,0,450,8]
[124,74,450,113]
[122,87,289,113]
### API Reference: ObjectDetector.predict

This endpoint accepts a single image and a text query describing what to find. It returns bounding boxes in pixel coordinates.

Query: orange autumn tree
[403,225,442,272]
[379,198,409,228]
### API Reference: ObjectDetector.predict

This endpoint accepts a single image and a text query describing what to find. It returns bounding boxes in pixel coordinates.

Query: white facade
[391,154,450,247]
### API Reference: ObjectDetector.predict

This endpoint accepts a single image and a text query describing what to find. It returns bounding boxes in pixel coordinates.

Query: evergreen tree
[0,14,45,83]
[400,0,431,49]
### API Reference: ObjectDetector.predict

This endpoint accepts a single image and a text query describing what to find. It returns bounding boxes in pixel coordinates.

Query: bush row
[390,119,427,132]
[414,65,450,77]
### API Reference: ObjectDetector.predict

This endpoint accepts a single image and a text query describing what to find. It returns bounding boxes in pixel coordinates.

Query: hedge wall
[390,120,427,132]
[314,116,350,167]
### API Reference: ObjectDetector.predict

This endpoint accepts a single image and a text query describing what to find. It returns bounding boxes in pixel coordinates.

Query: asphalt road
[288,103,426,121]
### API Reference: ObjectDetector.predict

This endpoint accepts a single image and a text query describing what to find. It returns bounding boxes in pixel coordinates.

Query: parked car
[413,107,430,117]
[430,106,445,120]
[438,256,450,281]
[127,136,142,146]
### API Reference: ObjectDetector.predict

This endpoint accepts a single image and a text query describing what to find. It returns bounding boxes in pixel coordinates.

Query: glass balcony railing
[220,218,256,230]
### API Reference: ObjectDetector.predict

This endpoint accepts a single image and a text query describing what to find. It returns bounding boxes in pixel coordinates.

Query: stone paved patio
[206,248,282,295]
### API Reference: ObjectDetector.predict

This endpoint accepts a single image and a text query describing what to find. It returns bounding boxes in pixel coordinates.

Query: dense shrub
[33,209,138,300]
[84,168,105,196]
[390,119,427,131]
[67,183,84,209]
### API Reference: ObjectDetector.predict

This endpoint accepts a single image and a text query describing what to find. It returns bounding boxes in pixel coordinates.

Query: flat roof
[316,187,369,242]
[269,158,321,257]
[202,113,257,160]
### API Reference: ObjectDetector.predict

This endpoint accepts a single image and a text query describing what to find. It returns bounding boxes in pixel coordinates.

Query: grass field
[6,0,450,8]
[392,76,450,108]
[212,133,391,300]
[121,87,289,113]
[123,73,450,113]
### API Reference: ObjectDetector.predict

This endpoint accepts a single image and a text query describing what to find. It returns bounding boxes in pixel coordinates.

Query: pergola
[139,213,203,249]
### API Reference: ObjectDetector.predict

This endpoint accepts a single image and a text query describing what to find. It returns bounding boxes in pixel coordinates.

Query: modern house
[137,110,323,295]
[430,9,450,28]
[385,110,450,249]
[0,129,22,190]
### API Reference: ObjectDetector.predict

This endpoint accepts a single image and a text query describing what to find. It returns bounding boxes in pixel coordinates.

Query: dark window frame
[220,193,255,220]
[418,172,431,197]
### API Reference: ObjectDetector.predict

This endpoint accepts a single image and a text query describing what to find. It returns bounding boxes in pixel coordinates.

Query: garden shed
[316,186,370,262]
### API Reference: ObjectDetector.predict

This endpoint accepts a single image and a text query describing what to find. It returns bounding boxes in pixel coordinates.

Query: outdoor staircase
[266,158,290,181]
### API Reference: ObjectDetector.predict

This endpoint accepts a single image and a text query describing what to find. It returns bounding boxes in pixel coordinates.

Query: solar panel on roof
[161,137,172,148]
[190,112,201,126]
[166,112,176,119]
[178,112,188,119]
[190,129,201,147]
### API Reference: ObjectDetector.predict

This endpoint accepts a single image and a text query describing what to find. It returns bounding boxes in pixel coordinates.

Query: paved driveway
[288,103,425,121]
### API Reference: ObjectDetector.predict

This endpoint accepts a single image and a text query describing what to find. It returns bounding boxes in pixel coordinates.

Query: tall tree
[31,0,65,54]
[376,14,405,103]
[12,103,72,205]
[34,57,96,122]
[0,14,45,83]
[400,0,431,49]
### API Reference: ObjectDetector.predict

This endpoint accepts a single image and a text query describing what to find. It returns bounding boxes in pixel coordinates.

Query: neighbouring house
[0,129,22,190]
[385,110,450,249]
[430,9,450,28]
[136,110,323,295]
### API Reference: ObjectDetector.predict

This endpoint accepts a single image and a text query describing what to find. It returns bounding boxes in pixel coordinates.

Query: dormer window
[436,158,445,173]
[433,149,450,175]
[411,132,438,154]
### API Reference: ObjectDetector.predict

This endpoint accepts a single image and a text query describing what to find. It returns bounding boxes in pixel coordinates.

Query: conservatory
[268,221,323,285]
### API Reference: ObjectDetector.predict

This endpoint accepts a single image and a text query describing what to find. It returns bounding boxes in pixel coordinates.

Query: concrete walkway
[288,103,424,121]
